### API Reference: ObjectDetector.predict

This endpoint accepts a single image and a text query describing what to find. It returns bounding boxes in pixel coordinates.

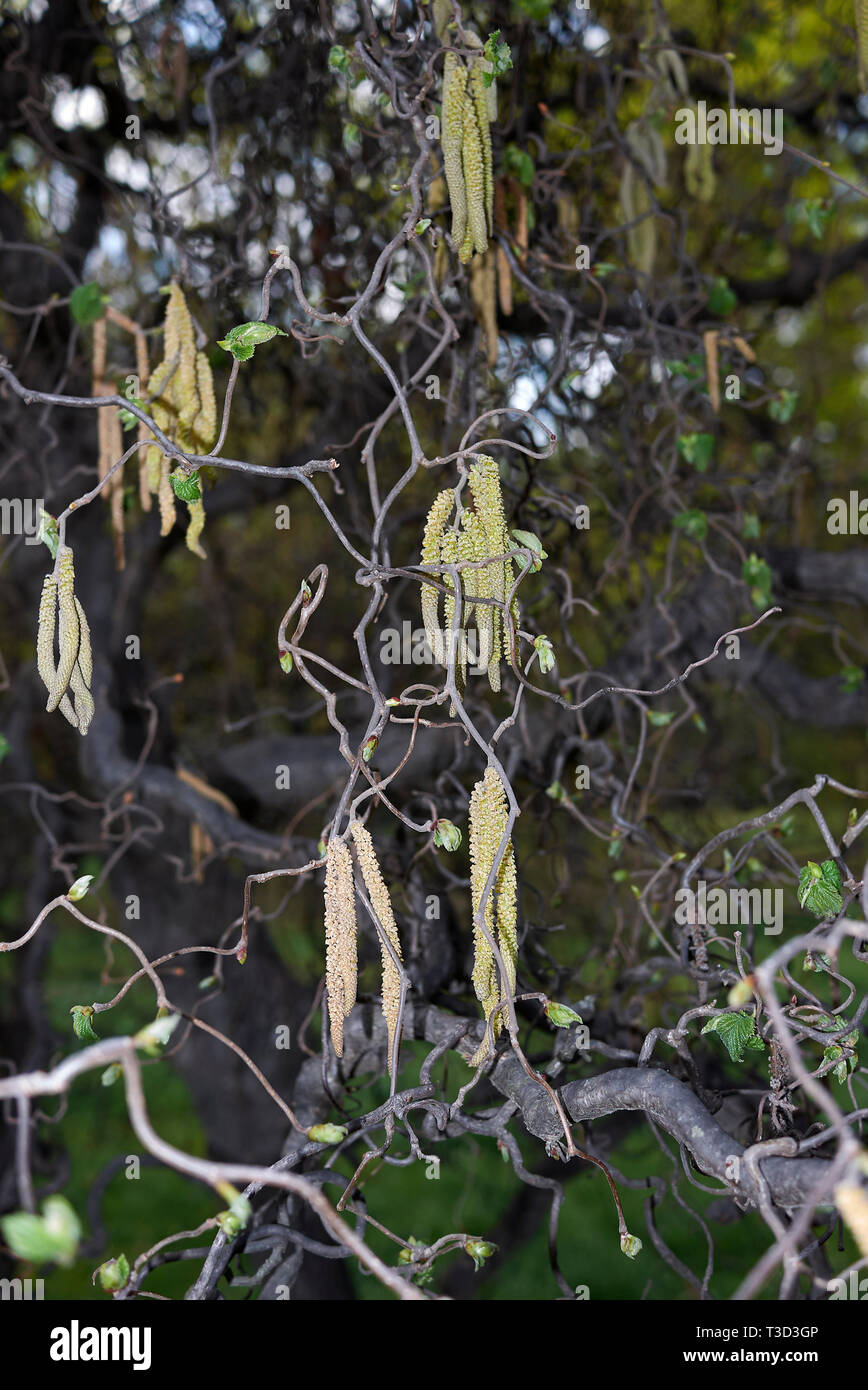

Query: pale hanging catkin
[468,766,518,1061]
[835,1181,868,1259]
[350,821,404,1075]
[323,839,357,1058]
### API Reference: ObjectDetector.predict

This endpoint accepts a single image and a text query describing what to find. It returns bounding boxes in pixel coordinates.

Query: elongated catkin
[442,52,468,252]
[351,821,403,1074]
[420,489,454,665]
[858,0,868,92]
[324,840,357,1058]
[48,548,80,713]
[461,92,487,259]
[835,1181,868,1258]
[468,766,518,1061]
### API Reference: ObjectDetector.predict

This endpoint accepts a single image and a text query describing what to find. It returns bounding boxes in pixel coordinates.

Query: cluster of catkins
[143,283,216,557]
[323,775,518,1071]
[37,547,94,735]
[439,25,496,263]
[420,455,518,694]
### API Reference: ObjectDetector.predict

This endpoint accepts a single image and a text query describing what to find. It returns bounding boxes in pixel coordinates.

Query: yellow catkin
[36,575,57,698]
[74,598,92,686]
[440,524,459,669]
[324,840,358,1059]
[158,457,175,537]
[136,326,152,511]
[420,489,455,666]
[468,767,518,1061]
[470,249,498,367]
[469,456,514,692]
[36,575,78,728]
[145,288,215,555]
[93,318,126,571]
[432,0,452,40]
[193,349,217,449]
[469,60,494,236]
[496,245,512,316]
[858,0,868,92]
[185,498,207,558]
[68,660,95,735]
[48,548,80,714]
[461,91,488,257]
[351,821,403,1074]
[460,509,488,678]
[835,1182,868,1259]
[442,52,468,253]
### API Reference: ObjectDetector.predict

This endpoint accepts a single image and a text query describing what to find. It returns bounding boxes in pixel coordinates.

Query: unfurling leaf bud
[308,1123,348,1145]
[95,1253,130,1293]
[67,874,94,902]
[544,1000,583,1029]
[433,819,462,851]
[465,1239,497,1270]
[70,1005,99,1041]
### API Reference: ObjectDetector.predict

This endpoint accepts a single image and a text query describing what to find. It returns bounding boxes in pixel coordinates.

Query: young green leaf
[170,468,201,502]
[134,1012,181,1055]
[677,433,714,471]
[70,282,107,326]
[37,509,60,558]
[840,666,864,694]
[465,1239,497,1270]
[797,860,843,919]
[701,1011,765,1063]
[217,321,288,362]
[674,509,708,541]
[1,1195,81,1268]
[706,277,736,316]
[70,1005,98,1042]
[95,1253,130,1292]
[544,1000,583,1028]
[483,30,512,83]
[511,529,547,572]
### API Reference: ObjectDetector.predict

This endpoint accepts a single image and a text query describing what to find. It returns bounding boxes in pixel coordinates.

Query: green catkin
[420,489,454,666]
[469,60,494,236]
[858,0,868,92]
[442,53,469,252]
[158,457,175,537]
[185,498,207,558]
[37,576,78,729]
[440,526,460,714]
[468,766,518,1061]
[48,548,80,714]
[74,598,92,686]
[461,91,488,257]
[193,349,217,449]
[469,456,513,692]
[460,509,490,678]
[350,822,403,1074]
[36,575,57,697]
[68,661,95,735]
[324,840,357,1059]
